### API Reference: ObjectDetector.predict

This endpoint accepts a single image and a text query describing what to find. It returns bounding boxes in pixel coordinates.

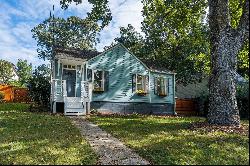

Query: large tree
[16,59,32,87]
[142,0,210,84]
[114,24,145,58]
[32,16,100,60]
[32,0,113,60]
[207,0,249,125]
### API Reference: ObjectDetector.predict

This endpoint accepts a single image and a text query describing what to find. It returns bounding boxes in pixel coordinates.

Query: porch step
[65,97,82,102]
[65,102,83,109]
[64,100,85,116]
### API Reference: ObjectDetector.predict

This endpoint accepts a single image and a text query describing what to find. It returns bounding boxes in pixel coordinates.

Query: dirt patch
[189,122,249,136]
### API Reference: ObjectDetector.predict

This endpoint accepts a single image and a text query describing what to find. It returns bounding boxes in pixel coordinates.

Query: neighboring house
[176,73,248,99]
[51,43,176,115]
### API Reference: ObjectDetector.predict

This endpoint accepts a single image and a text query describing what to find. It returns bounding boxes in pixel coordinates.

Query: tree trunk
[207,0,249,126]
[208,30,240,125]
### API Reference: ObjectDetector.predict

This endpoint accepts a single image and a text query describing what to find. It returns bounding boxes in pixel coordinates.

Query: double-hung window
[93,70,104,92]
[155,77,168,96]
[88,69,109,92]
[132,74,149,95]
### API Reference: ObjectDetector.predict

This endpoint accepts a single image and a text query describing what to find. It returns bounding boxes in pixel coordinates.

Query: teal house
[51,43,176,115]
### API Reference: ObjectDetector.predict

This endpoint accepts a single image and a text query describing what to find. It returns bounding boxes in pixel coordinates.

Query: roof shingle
[54,47,100,60]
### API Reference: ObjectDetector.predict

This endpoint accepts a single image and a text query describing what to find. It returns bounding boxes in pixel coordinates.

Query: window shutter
[104,71,109,91]
[166,78,170,95]
[83,64,86,81]
[145,75,149,93]
[87,69,92,82]
[154,77,157,95]
[132,74,136,92]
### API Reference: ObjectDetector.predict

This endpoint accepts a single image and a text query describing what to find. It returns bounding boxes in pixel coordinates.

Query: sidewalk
[69,116,150,165]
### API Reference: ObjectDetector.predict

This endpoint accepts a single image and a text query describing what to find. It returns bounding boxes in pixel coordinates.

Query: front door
[62,69,76,97]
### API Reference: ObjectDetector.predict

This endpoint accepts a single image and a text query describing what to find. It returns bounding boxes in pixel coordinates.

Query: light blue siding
[88,45,149,102]
[149,72,175,104]
[87,44,175,104]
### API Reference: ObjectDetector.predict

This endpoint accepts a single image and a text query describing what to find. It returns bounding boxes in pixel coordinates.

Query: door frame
[62,65,77,97]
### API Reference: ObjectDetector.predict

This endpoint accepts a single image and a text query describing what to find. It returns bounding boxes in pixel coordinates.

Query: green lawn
[0,103,97,165]
[89,115,249,165]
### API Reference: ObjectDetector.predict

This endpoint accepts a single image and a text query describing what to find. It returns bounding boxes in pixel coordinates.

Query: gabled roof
[54,47,100,60]
[140,58,176,74]
[55,43,176,74]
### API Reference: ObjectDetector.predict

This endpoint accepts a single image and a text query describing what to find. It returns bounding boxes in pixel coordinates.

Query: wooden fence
[0,84,31,103]
[175,99,198,116]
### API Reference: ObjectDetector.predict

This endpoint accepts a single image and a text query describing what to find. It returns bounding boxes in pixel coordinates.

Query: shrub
[27,64,51,108]
[197,82,249,119]
[236,82,249,119]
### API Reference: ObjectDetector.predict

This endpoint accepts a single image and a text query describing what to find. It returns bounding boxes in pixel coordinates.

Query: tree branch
[208,0,231,42]
[236,0,249,42]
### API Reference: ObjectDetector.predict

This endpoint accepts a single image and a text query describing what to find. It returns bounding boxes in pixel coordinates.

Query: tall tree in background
[114,24,145,58]
[207,0,249,125]
[60,0,111,29]
[16,59,32,87]
[0,60,15,84]
[32,16,100,60]
[31,0,112,61]
[141,0,210,84]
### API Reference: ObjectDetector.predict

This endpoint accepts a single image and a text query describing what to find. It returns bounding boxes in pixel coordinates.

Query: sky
[0,0,143,68]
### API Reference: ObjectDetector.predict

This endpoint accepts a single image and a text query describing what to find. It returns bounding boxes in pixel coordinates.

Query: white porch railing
[52,79,92,115]
[81,81,89,101]
[52,79,62,101]
[62,80,67,102]
[52,79,91,102]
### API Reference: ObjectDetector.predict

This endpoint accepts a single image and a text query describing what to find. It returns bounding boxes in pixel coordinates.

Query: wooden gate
[13,88,31,103]
[175,99,198,116]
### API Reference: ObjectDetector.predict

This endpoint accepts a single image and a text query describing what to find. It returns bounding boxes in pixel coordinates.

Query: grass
[89,114,249,165]
[0,103,97,165]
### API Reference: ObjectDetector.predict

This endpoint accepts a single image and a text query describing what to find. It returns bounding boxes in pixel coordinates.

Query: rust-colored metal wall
[0,84,30,102]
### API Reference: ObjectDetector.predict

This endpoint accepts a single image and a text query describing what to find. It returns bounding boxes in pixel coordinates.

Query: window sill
[137,93,147,96]
[158,94,167,97]
[93,90,104,93]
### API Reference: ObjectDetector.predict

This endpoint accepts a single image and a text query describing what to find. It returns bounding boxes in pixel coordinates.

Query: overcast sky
[0,0,143,68]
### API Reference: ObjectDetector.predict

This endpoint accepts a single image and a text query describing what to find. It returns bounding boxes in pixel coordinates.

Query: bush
[197,83,249,119]
[236,82,249,119]
[27,64,51,108]
[196,95,209,117]
[0,91,5,103]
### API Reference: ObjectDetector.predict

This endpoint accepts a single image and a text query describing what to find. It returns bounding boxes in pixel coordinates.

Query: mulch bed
[189,122,249,136]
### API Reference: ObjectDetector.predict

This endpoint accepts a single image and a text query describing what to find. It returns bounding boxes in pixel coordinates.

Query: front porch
[50,53,93,116]
[51,79,92,115]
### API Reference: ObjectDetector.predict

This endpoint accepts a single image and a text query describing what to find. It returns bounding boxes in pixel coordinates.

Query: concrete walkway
[69,116,150,165]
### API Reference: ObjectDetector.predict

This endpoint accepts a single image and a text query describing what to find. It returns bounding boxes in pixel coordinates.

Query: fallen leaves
[189,122,249,136]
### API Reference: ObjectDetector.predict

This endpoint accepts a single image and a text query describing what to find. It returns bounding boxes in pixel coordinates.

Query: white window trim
[93,70,105,91]
[155,76,167,96]
[135,74,148,93]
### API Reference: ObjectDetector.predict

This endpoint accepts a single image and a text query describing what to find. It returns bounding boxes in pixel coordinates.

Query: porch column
[53,102,56,113]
